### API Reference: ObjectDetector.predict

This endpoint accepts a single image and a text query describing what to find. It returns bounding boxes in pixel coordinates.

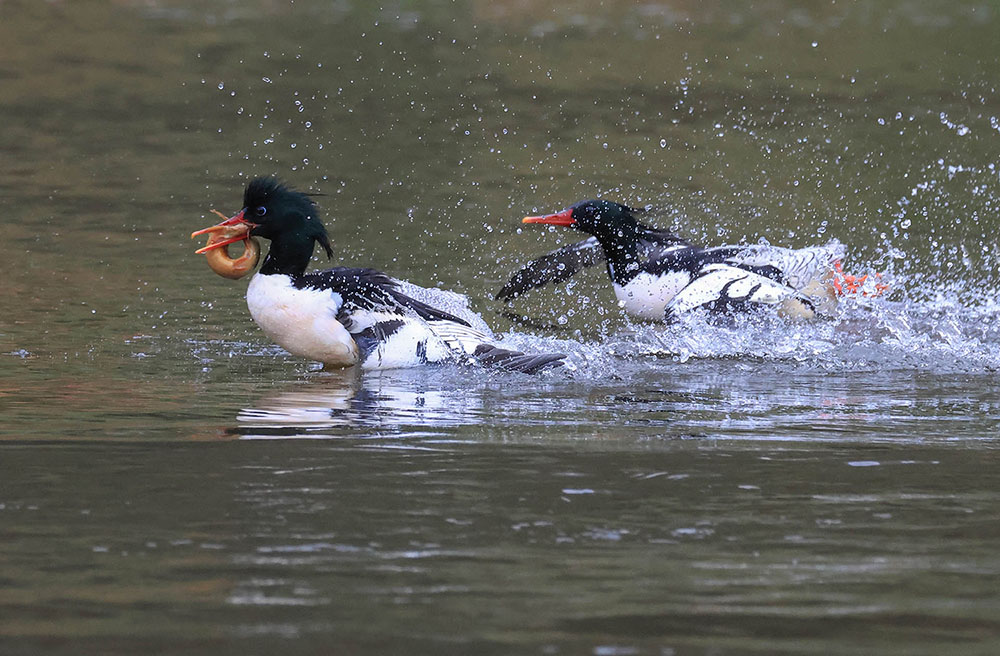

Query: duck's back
[722,240,846,290]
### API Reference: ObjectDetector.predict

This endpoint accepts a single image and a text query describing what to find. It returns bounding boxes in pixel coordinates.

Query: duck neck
[258,237,315,277]
[595,230,643,286]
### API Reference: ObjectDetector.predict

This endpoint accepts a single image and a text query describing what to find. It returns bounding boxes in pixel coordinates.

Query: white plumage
[247,272,503,370]
[247,273,360,367]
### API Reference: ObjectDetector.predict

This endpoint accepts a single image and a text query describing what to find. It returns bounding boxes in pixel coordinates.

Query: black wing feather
[495,237,605,301]
[638,226,694,258]
[471,344,565,374]
[294,267,472,327]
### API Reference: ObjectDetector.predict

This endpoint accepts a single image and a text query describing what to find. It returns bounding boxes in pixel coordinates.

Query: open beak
[522,208,575,227]
[191,209,254,254]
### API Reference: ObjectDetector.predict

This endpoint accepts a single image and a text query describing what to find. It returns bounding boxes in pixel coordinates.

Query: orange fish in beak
[191,209,260,280]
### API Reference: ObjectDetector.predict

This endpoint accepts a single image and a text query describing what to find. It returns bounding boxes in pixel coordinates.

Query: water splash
[497,287,1000,378]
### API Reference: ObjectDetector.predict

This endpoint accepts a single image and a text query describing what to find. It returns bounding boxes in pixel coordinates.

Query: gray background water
[1,1,999,654]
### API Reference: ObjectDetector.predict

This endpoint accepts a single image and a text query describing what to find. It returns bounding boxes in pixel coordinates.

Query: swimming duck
[193,178,565,373]
[498,199,879,322]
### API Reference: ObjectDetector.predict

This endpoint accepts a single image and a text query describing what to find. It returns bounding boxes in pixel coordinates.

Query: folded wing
[664,263,814,321]
[297,267,565,373]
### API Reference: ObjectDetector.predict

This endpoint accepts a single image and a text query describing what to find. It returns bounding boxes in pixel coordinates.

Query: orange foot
[832,260,889,297]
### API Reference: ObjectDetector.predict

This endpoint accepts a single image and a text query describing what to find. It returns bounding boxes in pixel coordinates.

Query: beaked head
[524,199,644,245]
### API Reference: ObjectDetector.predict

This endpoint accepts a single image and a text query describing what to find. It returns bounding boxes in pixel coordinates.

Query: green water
[1,1,999,654]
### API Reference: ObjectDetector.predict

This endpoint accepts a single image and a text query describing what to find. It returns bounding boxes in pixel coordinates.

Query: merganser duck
[192,178,565,373]
[499,199,873,322]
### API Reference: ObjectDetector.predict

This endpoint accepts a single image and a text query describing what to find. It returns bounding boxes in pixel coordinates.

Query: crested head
[237,177,333,276]
[566,200,652,285]
[243,176,299,211]
[242,176,333,261]
[521,199,650,285]
[566,199,642,235]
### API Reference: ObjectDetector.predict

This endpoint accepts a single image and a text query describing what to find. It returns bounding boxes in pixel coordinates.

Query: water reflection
[234,369,486,438]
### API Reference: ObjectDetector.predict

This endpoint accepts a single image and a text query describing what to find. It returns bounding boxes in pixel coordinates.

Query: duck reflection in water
[233,369,485,438]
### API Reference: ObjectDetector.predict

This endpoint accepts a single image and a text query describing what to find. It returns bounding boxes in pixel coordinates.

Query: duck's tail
[470,344,566,374]
[426,319,565,374]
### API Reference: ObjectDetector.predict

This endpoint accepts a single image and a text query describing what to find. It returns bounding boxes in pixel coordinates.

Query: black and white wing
[296,267,564,373]
[496,226,690,301]
[295,267,472,328]
[639,227,695,259]
[723,240,846,291]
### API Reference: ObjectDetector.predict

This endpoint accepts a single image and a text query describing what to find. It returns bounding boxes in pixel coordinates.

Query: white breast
[246,273,359,367]
[613,271,691,320]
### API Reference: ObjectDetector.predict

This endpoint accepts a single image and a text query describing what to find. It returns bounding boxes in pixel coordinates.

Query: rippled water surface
[2,1,999,654]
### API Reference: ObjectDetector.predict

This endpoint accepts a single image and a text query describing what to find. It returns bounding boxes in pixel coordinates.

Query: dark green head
[523,199,645,246]
[242,177,333,260]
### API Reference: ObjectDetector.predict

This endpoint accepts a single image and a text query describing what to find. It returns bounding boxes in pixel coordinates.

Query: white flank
[246,273,502,371]
[360,319,449,370]
[613,270,691,320]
